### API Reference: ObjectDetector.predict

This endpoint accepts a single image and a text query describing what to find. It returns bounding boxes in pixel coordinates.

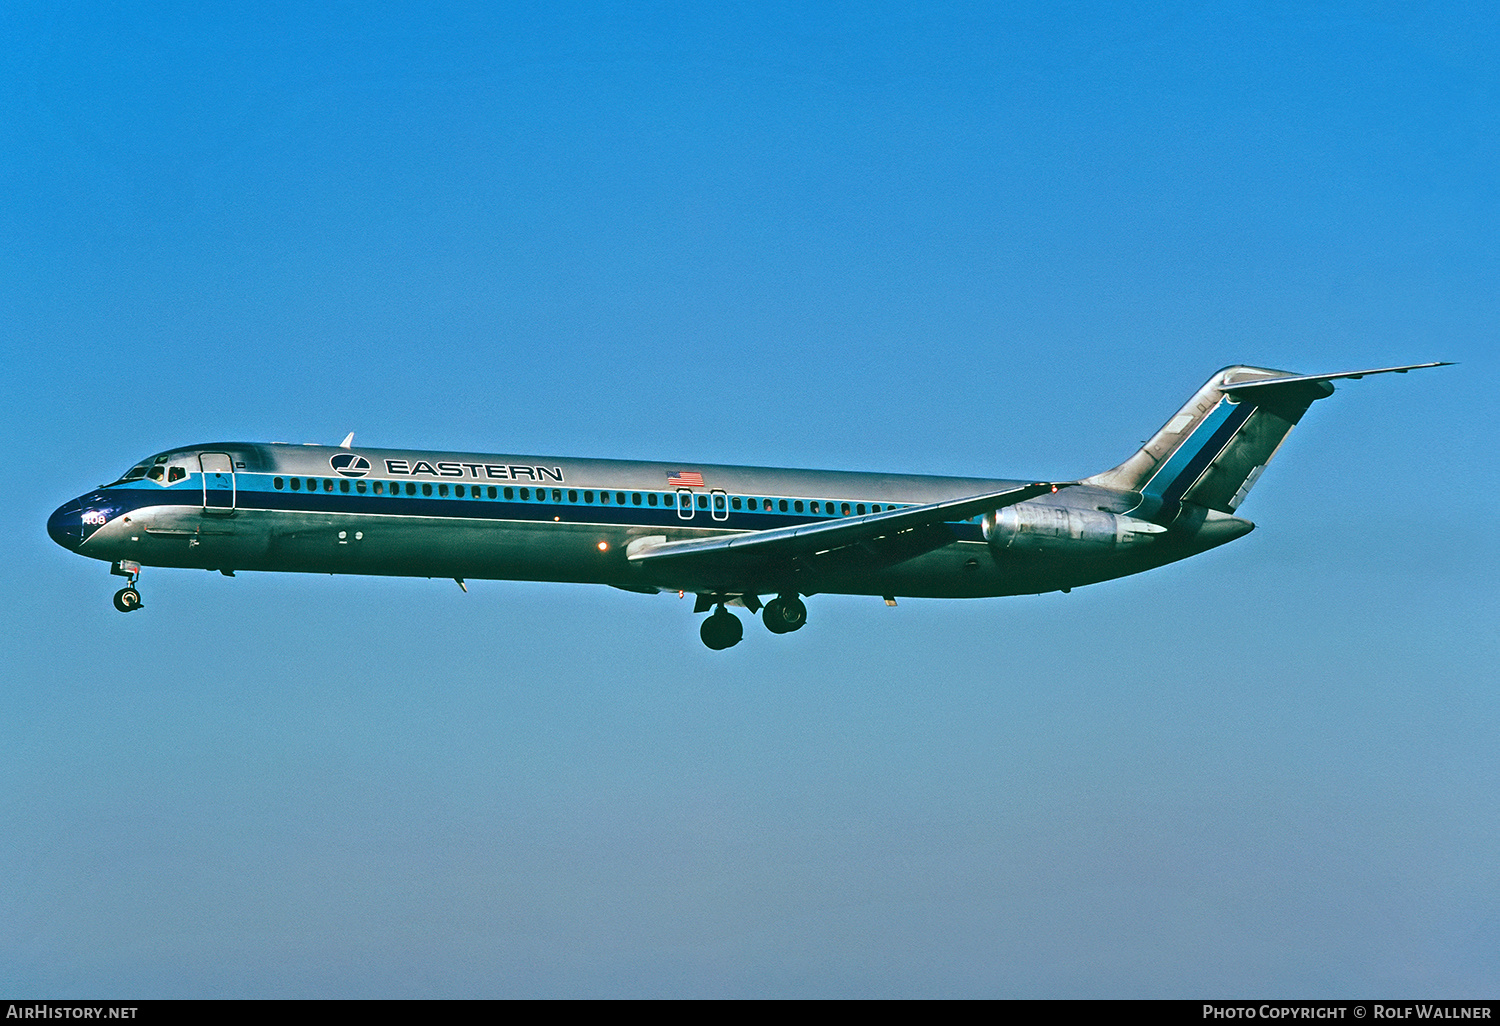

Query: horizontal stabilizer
[1219,362,1453,398]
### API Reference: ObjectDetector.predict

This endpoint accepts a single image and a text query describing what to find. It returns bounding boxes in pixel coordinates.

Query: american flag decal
[667,471,705,488]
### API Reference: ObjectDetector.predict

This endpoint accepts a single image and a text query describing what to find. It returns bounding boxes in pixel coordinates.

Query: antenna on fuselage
[339,432,355,449]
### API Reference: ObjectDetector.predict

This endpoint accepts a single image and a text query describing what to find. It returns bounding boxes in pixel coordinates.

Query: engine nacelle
[982,505,1166,553]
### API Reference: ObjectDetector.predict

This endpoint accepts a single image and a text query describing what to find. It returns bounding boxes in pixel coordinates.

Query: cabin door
[199,452,236,513]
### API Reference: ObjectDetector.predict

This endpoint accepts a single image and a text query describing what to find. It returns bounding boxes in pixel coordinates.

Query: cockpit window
[168,466,186,483]
[121,464,150,481]
[147,466,165,481]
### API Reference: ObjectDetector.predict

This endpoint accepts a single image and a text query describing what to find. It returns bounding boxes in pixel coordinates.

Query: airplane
[48,362,1447,649]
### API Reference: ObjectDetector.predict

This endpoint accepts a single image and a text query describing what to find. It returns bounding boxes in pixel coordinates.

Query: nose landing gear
[110,560,144,613]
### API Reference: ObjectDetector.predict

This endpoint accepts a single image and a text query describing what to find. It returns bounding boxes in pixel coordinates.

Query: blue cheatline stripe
[88,480,991,543]
[1137,398,1255,521]
[1156,401,1254,511]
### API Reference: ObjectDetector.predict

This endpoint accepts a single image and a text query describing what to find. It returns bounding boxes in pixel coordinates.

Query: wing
[626,481,1067,587]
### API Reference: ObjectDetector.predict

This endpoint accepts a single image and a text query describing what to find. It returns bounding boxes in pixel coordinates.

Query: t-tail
[1086,362,1452,526]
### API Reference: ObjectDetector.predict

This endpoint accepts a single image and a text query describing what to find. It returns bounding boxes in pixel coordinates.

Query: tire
[700,610,743,650]
[780,595,807,631]
[763,596,806,634]
[763,598,790,634]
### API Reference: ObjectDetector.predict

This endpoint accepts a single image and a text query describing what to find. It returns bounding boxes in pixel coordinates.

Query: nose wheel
[110,560,144,612]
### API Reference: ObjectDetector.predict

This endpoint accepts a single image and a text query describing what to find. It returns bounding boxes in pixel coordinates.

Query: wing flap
[627,482,1066,577]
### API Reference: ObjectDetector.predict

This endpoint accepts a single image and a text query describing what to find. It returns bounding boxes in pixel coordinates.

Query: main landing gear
[762,594,807,634]
[700,606,744,650]
[697,593,808,649]
[111,560,144,613]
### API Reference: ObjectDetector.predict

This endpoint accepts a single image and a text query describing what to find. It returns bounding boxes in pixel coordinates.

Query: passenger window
[374,481,384,494]
[422,483,432,496]
[732,496,742,510]
[323,479,333,492]
[553,489,562,502]
[715,494,726,510]
[356,481,367,493]
[647,493,657,506]
[290,478,301,491]
[407,482,417,496]
[778,499,788,512]
[504,487,513,499]
[488,486,497,499]
[598,491,608,504]
[341,480,350,493]
[569,490,578,503]
[857,504,865,515]
[616,492,626,504]
[274,477,284,489]
[748,498,758,511]
[697,495,708,509]
[438,484,449,497]
[793,500,803,512]
[633,493,642,505]
[841,503,851,515]
[871,504,880,512]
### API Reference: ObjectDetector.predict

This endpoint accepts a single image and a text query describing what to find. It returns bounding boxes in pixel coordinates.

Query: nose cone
[48,500,83,550]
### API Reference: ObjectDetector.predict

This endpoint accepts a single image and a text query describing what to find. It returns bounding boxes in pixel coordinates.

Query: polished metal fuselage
[49,441,1249,600]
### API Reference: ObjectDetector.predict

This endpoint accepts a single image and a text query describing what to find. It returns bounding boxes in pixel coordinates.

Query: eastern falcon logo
[330,453,371,477]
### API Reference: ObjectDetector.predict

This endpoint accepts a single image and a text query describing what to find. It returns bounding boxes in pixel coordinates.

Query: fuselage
[47,441,1250,601]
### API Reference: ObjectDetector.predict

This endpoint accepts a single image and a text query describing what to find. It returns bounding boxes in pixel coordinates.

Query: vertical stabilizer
[1085,366,1330,523]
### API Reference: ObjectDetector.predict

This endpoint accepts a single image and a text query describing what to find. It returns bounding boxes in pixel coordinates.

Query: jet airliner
[48,363,1446,649]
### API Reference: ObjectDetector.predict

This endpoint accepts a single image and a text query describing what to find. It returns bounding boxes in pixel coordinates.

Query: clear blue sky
[3,1,1496,998]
